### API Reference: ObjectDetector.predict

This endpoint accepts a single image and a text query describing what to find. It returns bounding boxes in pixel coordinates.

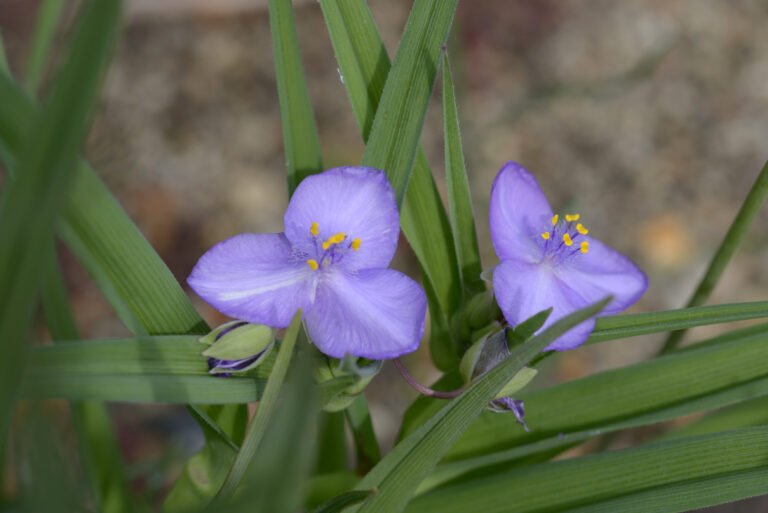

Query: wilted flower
[188,167,426,360]
[489,162,647,350]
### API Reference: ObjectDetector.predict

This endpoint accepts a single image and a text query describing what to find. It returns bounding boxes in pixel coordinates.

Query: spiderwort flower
[489,162,648,351]
[188,167,427,360]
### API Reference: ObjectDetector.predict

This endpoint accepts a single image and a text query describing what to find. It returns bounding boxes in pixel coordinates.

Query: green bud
[202,323,274,361]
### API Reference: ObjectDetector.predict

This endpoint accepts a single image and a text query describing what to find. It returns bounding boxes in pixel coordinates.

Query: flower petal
[305,269,426,359]
[284,167,400,270]
[188,233,313,328]
[556,237,648,315]
[489,162,554,263]
[493,259,595,351]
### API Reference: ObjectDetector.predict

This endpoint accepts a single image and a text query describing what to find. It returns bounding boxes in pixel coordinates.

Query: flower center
[539,212,589,259]
[305,222,361,271]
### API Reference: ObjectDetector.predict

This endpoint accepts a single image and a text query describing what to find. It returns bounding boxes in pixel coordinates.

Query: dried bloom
[188,167,426,360]
[489,162,648,350]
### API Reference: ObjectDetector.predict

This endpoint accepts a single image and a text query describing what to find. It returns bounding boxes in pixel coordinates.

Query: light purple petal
[304,269,426,359]
[556,237,648,315]
[284,167,399,270]
[188,233,313,328]
[489,162,554,263]
[493,259,595,351]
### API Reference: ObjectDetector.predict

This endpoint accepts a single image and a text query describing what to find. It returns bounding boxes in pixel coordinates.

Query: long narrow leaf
[361,0,458,205]
[269,0,323,193]
[214,311,303,502]
[320,0,463,368]
[406,427,768,513]
[660,160,768,353]
[352,300,609,513]
[444,322,768,460]
[24,0,64,93]
[42,245,134,513]
[442,52,482,296]
[0,0,122,444]
[588,300,768,344]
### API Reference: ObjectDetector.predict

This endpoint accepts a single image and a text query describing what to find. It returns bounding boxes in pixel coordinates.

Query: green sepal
[199,320,247,346]
[202,323,274,361]
[315,359,382,412]
[494,366,538,399]
[459,335,488,384]
[506,308,553,349]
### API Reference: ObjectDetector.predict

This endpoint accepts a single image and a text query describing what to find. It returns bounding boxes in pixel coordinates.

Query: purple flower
[489,397,528,431]
[188,167,427,360]
[489,162,648,351]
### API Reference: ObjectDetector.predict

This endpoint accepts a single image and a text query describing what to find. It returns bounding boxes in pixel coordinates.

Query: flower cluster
[189,162,647,365]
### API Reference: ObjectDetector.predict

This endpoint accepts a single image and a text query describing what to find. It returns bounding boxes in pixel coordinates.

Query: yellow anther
[580,241,589,254]
[306,259,319,271]
[541,232,551,240]
[576,223,589,235]
[351,238,362,251]
[310,222,319,236]
[562,233,574,247]
[565,213,580,222]
[322,232,346,250]
[551,214,559,226]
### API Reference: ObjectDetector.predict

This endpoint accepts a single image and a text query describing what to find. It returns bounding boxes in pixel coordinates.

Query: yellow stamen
[565,213,580,222]
[576,223,589,235]
[310,222,319,236]
[306,259,319,271]
[541,232,551,240]
[322,232,346,250]
[551,214,559,226]
[563,233,574,247]
[580,241,589,254]
[351,238,362,251]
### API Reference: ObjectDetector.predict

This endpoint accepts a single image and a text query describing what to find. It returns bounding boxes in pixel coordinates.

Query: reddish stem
[392,358,464,399]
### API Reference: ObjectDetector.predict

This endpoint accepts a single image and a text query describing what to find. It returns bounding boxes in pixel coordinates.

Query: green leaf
[42,244,134,513]
[24,0,64,93]
[446,320,768,461]
[320,0,463,369]
[351,299,609,513]
[213,311,303,503]
[214,327,319,513]
[22,374,265,404]
[360,0,458,205]
[442,52,482,296]
[346,395,381,472]
[659,396,768,442]
[0,0,122,445]
[312,490,374,513]
[588,301,768,344]
[0,30,9,75]
[407,427,768,513]
[660,160,768,353]
[269,0,323,193]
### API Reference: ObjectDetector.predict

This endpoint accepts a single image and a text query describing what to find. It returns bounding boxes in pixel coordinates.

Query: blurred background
[1,0,767,510]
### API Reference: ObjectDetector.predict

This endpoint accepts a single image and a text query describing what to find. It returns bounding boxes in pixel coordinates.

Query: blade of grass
[588,301,768,344]
[213,311,303,502]
[42,243,134,513]
[360,0,458,205]
[346,395,381,472]
[269,0,323,193]
[0,0,122,446]
[351,300,609,513]
[0,30,9,75]
[419,374,768,492]
[660,160,768,353]
[406,426,768,513]
[24,0,65,93]
[212,321,319,513]
[441,52,482,296]
[320,0,463,369]
[443,322,768,460]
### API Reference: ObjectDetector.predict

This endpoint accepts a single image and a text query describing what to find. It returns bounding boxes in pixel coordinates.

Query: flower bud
[201,321,274,375]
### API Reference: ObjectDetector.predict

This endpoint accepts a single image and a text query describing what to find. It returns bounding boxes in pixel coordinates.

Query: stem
[393,359,464,399]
